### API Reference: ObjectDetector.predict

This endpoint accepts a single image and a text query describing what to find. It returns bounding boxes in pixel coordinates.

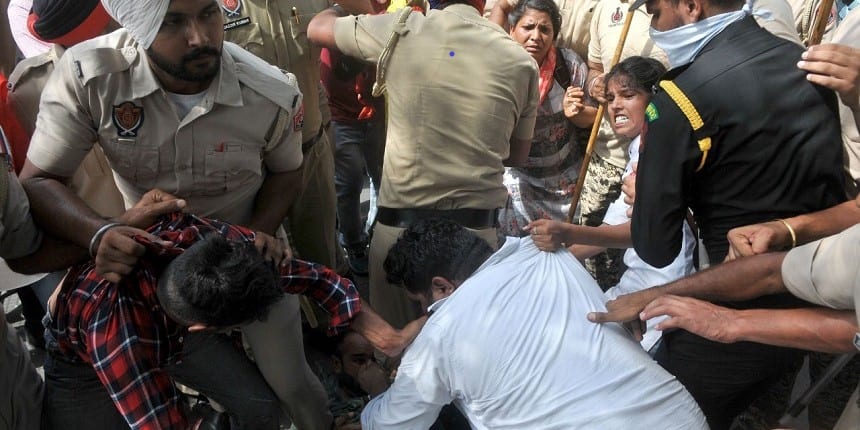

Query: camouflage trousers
[577,155,626,290]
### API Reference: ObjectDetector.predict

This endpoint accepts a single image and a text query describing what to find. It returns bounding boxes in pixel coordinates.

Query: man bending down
[44,212,416,429]
[361,218,708,429]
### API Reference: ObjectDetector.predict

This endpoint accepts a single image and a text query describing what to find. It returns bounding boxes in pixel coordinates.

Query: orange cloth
[536,47,557,107]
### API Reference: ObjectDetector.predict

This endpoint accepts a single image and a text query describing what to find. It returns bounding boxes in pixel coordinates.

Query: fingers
[94,226,151,283]
[798,44,860,104]
[254,232,291,267]
[588,74,606,102]
[587,311,611,323]
[623,319,645,342]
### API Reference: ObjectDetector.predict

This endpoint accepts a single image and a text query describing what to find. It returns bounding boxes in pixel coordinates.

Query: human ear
[430,276,457,299]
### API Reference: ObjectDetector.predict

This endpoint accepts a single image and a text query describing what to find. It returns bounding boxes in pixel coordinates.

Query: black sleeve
[631,95,700,268]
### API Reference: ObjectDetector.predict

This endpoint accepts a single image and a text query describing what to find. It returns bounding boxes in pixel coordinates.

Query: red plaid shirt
[49,213,361,429]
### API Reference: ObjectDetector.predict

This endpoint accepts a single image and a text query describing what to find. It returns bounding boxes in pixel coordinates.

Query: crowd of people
[0,0,858,428]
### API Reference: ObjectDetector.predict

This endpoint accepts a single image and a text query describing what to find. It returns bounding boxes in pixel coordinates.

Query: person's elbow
[631,222,680,268]
[504,137,532,167]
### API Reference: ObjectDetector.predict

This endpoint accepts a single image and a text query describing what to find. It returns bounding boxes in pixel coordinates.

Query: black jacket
[632,16,845,268]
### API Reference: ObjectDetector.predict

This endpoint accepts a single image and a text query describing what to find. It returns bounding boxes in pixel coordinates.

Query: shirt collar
[426,296,449,315]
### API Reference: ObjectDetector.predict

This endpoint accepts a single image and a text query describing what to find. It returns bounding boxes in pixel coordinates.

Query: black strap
[552,47,571,91]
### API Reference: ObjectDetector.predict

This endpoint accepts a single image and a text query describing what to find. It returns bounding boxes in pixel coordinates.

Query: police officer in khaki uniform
[221,0,340,272]
[309,0,538,329]
[7,0,125,219]
[489,0,598,59]
[0,120,42,430]
[18,0,329,428]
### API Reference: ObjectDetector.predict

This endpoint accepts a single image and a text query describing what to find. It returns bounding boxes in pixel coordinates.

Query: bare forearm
[6,234,87,274]
[659,252,787,301]
[21,176,110,248]
[564,223,632,249]
[570,106,598,128]
[570,244,606,261]
[729,307,858,353]
[308,8,341,49]
[504,137,532,167]
[788,199,860,245]
[351,306,427,357]
[488,1,512,28]
[249,169,302,234]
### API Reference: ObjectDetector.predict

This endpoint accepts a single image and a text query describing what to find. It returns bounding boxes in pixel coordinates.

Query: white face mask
[649,7,750,68]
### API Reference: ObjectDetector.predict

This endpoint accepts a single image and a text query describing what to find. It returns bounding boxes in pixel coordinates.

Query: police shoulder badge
[112,102,144,137]
[645,102,659,122]
[611,7,623,25]
[221,0,243,18]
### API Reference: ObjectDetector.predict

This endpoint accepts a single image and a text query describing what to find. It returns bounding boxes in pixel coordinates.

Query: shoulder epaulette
[224,42,299,112]
[658,80,712,172]
[70,47,136,86]
[7,50,57,91]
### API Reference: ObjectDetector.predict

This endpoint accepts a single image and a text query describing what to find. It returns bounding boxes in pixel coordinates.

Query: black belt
[301,126,325,153]
[376,207,499,230]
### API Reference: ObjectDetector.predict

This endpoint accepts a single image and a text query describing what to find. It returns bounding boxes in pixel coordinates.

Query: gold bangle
[775,218,797,249]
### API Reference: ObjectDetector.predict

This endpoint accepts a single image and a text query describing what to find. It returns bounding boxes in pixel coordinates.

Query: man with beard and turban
[16,0,318,428]
[308,0,538,331]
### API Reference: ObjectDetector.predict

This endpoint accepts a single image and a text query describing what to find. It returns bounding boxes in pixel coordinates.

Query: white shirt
[602,137,696,351]
[362,236,707,430]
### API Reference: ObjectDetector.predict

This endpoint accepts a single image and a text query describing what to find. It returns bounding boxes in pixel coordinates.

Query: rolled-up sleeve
[27,51,97,178]
[333,13,395,63]
[781,224,860,312]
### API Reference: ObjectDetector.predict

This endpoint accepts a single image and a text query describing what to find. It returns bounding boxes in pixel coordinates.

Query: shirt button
[178,336,184,343]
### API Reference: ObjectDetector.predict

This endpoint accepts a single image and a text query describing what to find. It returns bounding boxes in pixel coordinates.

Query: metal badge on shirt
[610,7,624,25]
[221,0,251,30]
[112,102,145,138]
[221,0,243,17]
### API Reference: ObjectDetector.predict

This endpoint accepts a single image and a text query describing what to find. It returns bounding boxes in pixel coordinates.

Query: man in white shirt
[365,218,708,429]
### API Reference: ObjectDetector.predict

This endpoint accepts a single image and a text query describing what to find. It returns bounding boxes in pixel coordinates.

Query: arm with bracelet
[725,196,860,261]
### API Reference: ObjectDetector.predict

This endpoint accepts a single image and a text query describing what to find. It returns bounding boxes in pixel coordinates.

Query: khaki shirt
[833,9,860,196]
[8,44,125,218]
[588,0,668,168]
[753,0,803,44]
[786,0,838,43]
[0,169,40,260]
[506,0,598,60]
[333,4,539,210]
[28,30,304,225]
[782,223,860,329]
[222,0,328,141]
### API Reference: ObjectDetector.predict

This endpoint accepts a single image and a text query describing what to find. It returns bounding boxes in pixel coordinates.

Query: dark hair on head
[384,218,494,297]
[158,234,284,328]
[605,56,667,95]
[508,0,562,40]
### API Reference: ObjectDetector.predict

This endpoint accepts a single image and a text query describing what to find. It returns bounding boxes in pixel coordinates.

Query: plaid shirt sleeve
[280,259,361,335]
[84,274,188,430]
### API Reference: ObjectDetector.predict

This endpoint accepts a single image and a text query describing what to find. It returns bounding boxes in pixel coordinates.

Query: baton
[565,0,646,223]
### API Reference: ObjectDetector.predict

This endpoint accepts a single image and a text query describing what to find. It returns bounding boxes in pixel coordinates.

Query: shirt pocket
[103,139,159,190]
[289,5,323,59]
[202,142,263,195]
